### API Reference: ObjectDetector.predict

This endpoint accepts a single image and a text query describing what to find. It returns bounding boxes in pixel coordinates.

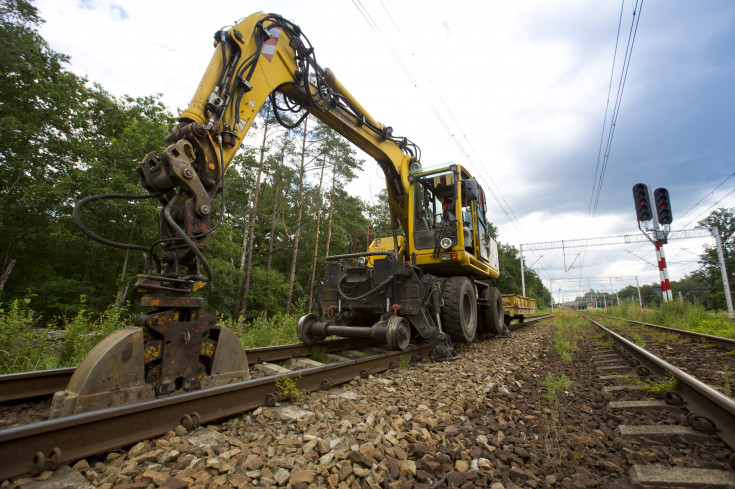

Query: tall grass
[604,301,735,339]
[552,309,585,362]
[220,313,300,349]
[0,298,56,373]
[1,295,302,374]
[0,296,129,374]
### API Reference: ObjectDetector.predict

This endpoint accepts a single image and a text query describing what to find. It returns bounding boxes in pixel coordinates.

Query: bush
[55,296,129,367]
[0,298,56,373]
[222,313,300,349]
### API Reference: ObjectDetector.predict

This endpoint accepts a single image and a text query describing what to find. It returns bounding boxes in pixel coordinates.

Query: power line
[589,0,626,216]
[680,183,735,228]
[589,0,644,216]
[351,0,521,229]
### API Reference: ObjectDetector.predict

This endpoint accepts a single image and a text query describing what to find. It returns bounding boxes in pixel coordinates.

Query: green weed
[552,310,583,362]
[605,301,735,339]
[637,376,678,395]
[723,365,731,397]
[310,345,325,362]
[275,374,304,402]
[399,354,411,368]
[0,298,55,373]
[541,373,572,403]
[0,296,129,373]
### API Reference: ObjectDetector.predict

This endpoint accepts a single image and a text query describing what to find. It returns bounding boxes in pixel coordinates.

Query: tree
[0,0,89,297]
[239,104,280,317]
[696,207,735,311]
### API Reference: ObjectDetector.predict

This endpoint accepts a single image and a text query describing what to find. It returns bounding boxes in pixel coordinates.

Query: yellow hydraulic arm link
[173,12,419,235]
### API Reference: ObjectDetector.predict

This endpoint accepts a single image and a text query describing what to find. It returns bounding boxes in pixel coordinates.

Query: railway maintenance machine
[53,12,524,417]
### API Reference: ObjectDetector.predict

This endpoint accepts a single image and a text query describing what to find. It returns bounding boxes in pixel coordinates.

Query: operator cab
[408,164,498,277]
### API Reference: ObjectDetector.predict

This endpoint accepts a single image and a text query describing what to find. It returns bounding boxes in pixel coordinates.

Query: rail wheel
[441,276,477,343]
[297,313,323,345]
[385,316,411,351]
[482,286,505,335]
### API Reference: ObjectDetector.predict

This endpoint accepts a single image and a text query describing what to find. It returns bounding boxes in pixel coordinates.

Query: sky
[33,0,735,300]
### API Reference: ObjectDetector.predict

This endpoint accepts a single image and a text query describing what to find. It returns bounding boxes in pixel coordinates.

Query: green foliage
[604,301,735,339]
[552,310,583,362]
[0,295,130,373]
[540,373,572,402]
[310,346,325,362]
[399,354,411,368]
[631,334,645,348]
[55,296,128,367]
[0,298,55,373]
[275,374,304,402]
[224,314,300,349]
[636,376,678,395]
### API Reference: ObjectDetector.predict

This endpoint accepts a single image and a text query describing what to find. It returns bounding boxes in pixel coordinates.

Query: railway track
[586,313,735,399]
[0,315,553,482]
[582,314,735,486]
[587,312,735,349]
[0,316,552,406]
[0,337,378,405]
[0,341,429,480]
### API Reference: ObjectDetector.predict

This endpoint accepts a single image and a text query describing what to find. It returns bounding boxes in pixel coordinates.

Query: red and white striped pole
[655,240,673,302]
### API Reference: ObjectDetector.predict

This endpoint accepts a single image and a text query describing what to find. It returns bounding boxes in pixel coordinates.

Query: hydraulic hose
[72,190,166,270]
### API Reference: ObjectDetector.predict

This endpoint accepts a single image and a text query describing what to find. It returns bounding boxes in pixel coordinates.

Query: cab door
[475,187,491,262]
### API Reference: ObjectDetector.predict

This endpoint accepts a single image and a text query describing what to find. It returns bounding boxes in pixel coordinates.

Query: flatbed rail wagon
[502,294,538,326]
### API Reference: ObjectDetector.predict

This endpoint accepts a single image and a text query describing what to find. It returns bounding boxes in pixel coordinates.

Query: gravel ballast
[6,319,733,488]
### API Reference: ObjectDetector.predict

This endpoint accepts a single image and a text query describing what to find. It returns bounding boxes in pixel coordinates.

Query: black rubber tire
[485,287,505,335]
[441,276,477,343]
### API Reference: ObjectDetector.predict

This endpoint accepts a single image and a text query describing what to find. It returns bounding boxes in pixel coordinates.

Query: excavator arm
[155,13,418,240]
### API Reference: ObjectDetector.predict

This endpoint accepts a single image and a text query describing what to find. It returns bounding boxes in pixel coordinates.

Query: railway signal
[632,183,652,221]
[654,187,673,225]
[632,183,673,302]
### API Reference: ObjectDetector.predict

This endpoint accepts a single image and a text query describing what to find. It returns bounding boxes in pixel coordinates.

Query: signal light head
[653,187,673,225]
[632,183,652,221]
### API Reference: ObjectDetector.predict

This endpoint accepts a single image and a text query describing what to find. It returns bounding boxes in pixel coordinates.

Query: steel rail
[587,312,735,348]
[0,368,76,403]
[583,315,735,455]
[0,337,378,403]
[0,344,431,481]
[510,314,553,329]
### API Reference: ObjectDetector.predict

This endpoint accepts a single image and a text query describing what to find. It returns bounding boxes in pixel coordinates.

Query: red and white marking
[261,27,281,63]
[655,240,673,302]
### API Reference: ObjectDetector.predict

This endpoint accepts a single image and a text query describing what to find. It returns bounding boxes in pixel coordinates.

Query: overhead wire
[578,0,643,279]
[591,0,644,216]
[352,0,521,230]
[588,0,626,216]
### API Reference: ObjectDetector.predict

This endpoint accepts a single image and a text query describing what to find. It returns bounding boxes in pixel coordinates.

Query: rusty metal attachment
[180,412,201,430]
[50,304,249,417]
[30,448,61,476]
[265,392,281,406]
[635,366,651,377]
[662,389,684,405]
[687,412,717,434]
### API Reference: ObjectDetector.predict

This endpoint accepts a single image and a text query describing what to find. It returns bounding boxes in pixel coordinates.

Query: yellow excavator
[51,12,507,417]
